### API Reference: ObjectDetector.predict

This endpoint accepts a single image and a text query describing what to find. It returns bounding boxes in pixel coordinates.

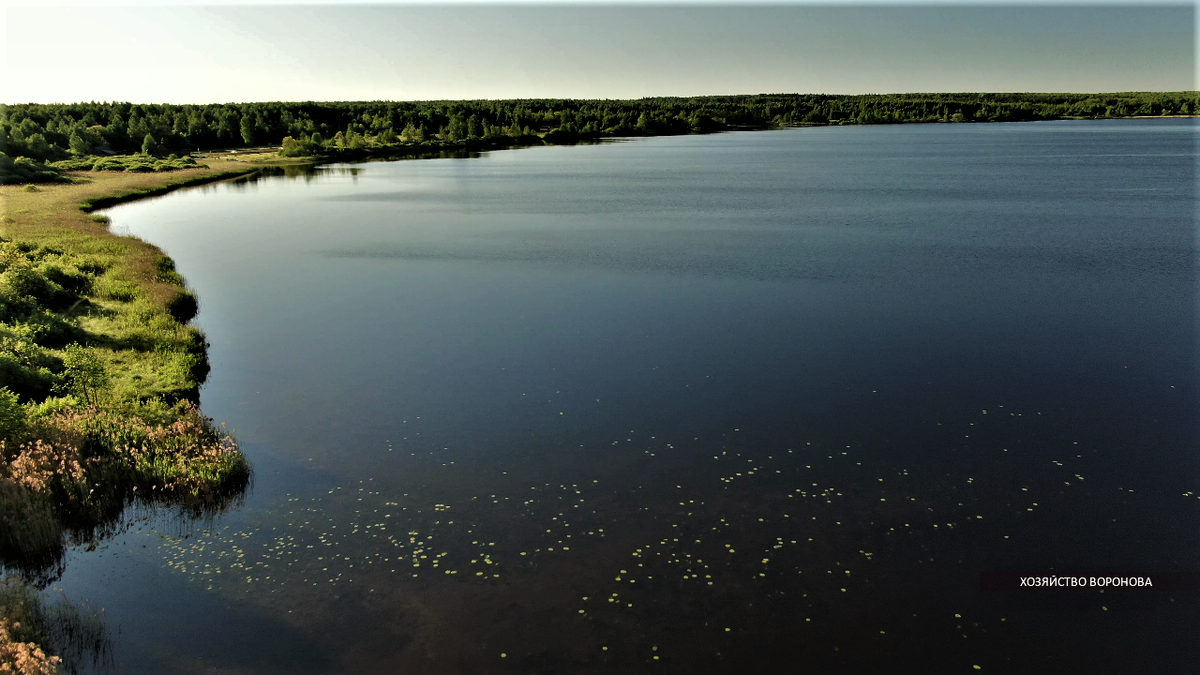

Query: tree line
[2,92,1195,180]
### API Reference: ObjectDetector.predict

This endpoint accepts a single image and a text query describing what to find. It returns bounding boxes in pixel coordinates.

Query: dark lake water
[65,120,1197,673]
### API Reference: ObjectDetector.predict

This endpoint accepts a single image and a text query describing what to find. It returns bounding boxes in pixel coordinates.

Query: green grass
[0,166,254,580]
[0,166,260,666]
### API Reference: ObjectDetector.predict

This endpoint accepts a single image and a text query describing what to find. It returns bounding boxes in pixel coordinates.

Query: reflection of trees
[0,576,112,674]
[1,470,249,588]
[0,484,247,672]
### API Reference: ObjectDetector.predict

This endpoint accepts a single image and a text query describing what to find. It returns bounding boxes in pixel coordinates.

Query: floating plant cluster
[152,405,1198,670]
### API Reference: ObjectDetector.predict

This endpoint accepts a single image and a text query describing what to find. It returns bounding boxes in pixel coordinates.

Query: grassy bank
[1,165,260,669]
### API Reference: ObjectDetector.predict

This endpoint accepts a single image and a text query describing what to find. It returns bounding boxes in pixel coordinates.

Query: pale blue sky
[3,2,1195,103]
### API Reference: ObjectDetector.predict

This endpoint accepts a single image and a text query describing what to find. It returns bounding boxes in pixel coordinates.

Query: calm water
[62,120,1197,673]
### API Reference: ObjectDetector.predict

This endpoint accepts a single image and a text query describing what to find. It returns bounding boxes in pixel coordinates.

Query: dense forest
[2,91,1195,183]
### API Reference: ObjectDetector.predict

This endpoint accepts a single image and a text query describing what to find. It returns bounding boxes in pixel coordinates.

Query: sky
[2,2,1196,103]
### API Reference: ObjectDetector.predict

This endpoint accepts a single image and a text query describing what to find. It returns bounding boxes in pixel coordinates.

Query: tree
[69,132,91,155]
[240,114,255,146]
[279,136,301,157]
[216,112,238,144]
[60,345,109,407]
[141,133,157,156]
[26,134,51,160]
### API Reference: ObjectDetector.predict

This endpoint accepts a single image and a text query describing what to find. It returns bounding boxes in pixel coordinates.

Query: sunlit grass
[1,166,261,663]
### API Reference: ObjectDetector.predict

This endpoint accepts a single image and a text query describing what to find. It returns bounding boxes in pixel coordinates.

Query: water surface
[66,120,1198,673]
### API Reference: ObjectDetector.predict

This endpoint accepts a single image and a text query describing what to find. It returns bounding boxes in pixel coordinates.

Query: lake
[62,120,1197,673]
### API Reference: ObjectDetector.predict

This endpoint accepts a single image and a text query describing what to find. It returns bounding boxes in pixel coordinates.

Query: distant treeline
[2,92,1195,180]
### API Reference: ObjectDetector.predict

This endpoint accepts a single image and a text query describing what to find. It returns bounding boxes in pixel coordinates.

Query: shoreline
[0,169,258,556]
[192,112,1198,177]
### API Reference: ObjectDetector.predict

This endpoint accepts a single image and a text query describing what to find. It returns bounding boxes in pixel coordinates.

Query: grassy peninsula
[0,165,264,671]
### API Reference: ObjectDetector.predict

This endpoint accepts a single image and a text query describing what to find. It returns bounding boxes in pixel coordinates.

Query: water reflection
[0,575,112,674]
[81,120,1198,672]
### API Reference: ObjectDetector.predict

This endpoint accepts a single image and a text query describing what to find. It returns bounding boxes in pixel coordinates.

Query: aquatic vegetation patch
[154,405,1198,672]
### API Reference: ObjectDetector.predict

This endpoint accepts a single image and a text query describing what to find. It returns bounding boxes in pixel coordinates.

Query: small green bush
[166,290,198,323]
[0,387,25,439]
[59,345,109,407]
[48,157,95,171]
[39,264,91,295]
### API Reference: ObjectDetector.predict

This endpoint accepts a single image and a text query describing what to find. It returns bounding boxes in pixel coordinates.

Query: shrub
[0,388,24,440]
[165,291,198,324]
[0,155,63,186]
[1,265,54,305]
[0,356,58,405]
[38,265,90,296]
[154,256,183,286]
[279,136,320,157]
[0,237,248,590]
[58,346,109,408]
[46,158,93,172]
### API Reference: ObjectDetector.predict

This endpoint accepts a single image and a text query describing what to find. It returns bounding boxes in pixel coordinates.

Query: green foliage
[0,343,59,405]
[153,256,183,286]
[4,92,1192,168]
[15,90,1187,184]
[278,135,322,157]
[83,155,196,173]
[68,131,91,156]
[45,157,93,171]
[91,277,137,302]
[0,154,64,186]
[165,290,198,323]
[58,345,108,407]
[0,388,24,440]
[0,238,249,582]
